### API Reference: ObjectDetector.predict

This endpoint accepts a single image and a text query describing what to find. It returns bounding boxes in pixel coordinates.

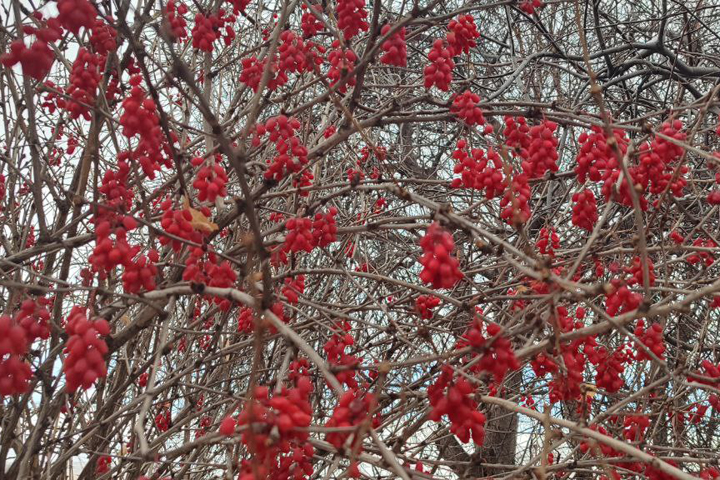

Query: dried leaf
[183,196,218,233]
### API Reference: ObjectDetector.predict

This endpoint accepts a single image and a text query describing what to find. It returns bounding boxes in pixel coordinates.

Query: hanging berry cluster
[450,91,491,130]
[254,115,309,183]
[336,0,369,40]
[63,307,110,392]
[428,365,486,445]
[418,222,464,289]
[415,295,440,319]
[451,140,506,198]
[0,297,53,397]
[380,25,407,67]
[229,360,314,479]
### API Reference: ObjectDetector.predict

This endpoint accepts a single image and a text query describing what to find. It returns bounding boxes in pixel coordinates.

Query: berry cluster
[520,0,545,14]
[66,49,103,120]
[418,222,464,289]
[450,91,491,129]
[461,318,520,383]
[120,76,173,179]
[605,278,642,317]
[522,120,559,178]
[571,189,598,231]
[500,173,532,225]
[165,0,189,41]
[536,227,559,258]
[191,156,228,205]
[575,126,628,184]
[324,321,361,389]
[254,115,309,182]
[380,25,407,67]
[336,0,369,40]
[191,10,235,52]
[625,256,656,287]
[592,346,627,393]
[159,200,205,252]
[503,115,531,154]
[423,39,454,91]
[182,248,238,309]
[328,40,358,93]
[301,4,324,38]
[415,295,440,319]
[687,238,716,266]
[446,15,480,55]
[633,320,665,360]
[282,275,305,304]
[452,140,507,195]
[63,307,110,392]
[637,120,687,196]
[325,388,376,455]
[233,364,314,479]
[312,207,339,247]
[428,365,486,445]
[57,0,97,34]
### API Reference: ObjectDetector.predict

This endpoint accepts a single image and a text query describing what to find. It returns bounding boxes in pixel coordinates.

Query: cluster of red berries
[63,307,110,392]
[0,297,53,397]
[536,227,559,258]
[89,18,117,55]
[183,249,238,309]
[282,275,305,304]
[254,115,310,182]
[575,126,628,184]
[328,40,358,93]
[423,39,455,91]
[191,10,235,52]
[461,318,520,382]
[450,91,491,129]
[301,4,324,38]
[57,0,97,34]
[120,76,173,179]
[592,346,627,393]
[446,15,480,55]
[623,414,650,442]
[522,120,559,178]
[548,346,585,402]
[380,25,407,66]
[89,217,140,277]
[336,0,369,40]
[155,409,172,432]
[122,250,160,293]
[158,200,206,252]
[503,116,531,153]
[500,173,532,225]
[191,156,228,205]
[571,189,598,231]
[531,352,558,378]
[687,238,716,266]
[278,30,310,74]
[520,0,545,14]
[418,222,464,289]
[450,140,506,198]
[165,0,189,41]
[325,389,376,455]
[240,56,283,91]
[228,362,314,479]
[95,455,111,474]
[312,207,339,247]
[637,120,687,196]
[415,295,440,319]
[1,13,62,81]
[625,256,656,286]
[324,321,361,389]
[65,49,103,120]
[428,365,486,445]
[633,320,665,360]
[605,278,642,317]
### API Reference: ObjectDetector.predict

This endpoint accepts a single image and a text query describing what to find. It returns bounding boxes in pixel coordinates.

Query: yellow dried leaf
[183,196,218,233]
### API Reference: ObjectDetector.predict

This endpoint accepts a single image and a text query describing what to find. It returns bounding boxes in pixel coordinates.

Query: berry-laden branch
[3,0,720,479]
